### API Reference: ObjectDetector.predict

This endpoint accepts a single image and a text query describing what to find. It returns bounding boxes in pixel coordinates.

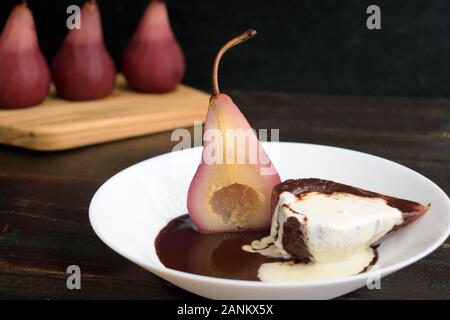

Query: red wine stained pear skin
[51,0,116,101]
[0,2,51,109]
[122,0,185,93]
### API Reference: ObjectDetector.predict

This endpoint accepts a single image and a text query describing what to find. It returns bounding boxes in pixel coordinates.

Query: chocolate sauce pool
[155,215,280,281]
[155,215,379,281]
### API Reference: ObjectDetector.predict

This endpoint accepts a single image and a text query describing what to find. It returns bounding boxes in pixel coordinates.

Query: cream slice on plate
[243,178,430,281]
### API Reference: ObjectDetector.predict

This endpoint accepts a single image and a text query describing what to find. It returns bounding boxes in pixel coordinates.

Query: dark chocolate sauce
[281,216,311,263]
[154,215,280,281]
[361,245,379,273]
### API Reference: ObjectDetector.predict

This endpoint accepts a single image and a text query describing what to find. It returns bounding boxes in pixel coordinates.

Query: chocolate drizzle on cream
[271,179,430,227]
[281,216,312,263]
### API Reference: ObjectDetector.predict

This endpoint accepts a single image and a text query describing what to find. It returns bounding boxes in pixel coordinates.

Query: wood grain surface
[0,76,209,151]
[0,91,448,299]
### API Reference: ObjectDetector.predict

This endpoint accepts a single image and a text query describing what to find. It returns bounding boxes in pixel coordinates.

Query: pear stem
[212,29,257,96]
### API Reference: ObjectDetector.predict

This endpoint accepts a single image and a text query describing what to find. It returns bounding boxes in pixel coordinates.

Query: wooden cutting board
[0,75,209,151]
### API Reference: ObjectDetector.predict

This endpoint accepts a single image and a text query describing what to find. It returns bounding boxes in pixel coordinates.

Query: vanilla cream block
[243,178,430,281]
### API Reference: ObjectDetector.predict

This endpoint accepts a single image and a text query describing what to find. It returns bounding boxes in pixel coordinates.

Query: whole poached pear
[0,1,51,109]
[51,0,116,101]
[122,0,185,93]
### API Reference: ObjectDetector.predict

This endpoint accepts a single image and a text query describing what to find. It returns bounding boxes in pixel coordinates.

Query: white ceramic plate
[89,142,450,299]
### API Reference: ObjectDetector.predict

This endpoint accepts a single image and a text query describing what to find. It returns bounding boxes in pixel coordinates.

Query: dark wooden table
[0,91,449,299]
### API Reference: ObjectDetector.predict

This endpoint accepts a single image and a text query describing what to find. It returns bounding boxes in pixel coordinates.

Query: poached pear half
[188,30,281,233]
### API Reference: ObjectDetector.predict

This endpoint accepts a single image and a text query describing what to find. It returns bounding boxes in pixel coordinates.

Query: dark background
[1,0,449,96]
